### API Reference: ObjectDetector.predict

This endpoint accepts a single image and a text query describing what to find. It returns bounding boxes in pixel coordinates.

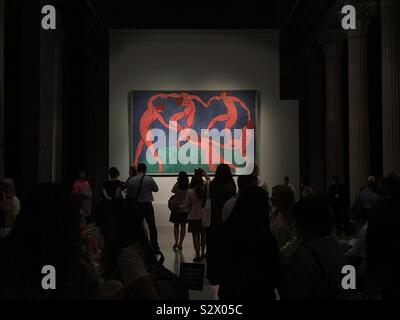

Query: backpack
[147,252,189,300]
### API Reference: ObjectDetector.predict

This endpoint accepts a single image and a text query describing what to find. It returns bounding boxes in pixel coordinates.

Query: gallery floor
[156,223,218,300]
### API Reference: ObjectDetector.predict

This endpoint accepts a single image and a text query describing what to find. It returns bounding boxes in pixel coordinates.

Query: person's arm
[156,113,172,130]
[149,93,167,104]
[102,187,112,200]
[115,186,122,199]
[166,93,180,99]
[10,197,20,225]
[206,96,220,107]
[151,177,159,193]
[234,97,252,120]
[171,183,177,194]
[193,96,208,108]
[121,180,128,191]
[184,190,191,210]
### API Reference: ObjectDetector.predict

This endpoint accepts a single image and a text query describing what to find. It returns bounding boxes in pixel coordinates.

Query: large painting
[128,90,257,175]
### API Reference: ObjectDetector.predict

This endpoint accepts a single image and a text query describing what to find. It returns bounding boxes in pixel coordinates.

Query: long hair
[190,174,204,199]
[220,186,280,298]
[177,171,189,191]
[214,164,234,185]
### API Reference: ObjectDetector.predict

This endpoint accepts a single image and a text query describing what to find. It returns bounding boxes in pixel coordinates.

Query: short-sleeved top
[102,180,122,199]
[185,189,203,221]
[72,180,92,194]
[126,174,159,202]
[171,183,189,213]
[117,246,149,286]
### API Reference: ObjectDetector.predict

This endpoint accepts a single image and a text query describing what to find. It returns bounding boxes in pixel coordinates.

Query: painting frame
[128,90,260,176]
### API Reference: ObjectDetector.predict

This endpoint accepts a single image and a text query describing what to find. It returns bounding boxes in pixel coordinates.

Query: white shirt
[117,246,149,286]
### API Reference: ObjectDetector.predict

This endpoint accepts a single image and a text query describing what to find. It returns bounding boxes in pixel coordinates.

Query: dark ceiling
[94,0,279,29]
[85,0,338,50]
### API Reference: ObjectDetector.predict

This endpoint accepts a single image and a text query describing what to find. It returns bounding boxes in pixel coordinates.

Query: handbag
[168,194,180,212]
[202,182,211,228]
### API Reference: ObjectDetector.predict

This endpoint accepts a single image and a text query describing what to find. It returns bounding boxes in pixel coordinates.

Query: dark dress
[169,184,189,224]
[102,180,122,200]
[206,179,236,285]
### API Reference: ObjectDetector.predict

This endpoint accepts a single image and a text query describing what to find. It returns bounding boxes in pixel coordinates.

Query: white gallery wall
[109,30,299,224]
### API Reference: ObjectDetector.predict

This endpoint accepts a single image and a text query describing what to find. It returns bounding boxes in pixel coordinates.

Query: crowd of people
[0,164,399,300]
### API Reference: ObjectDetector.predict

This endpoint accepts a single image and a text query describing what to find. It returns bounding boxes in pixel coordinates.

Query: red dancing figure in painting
[167,92,208,150]
[168,92,208,131]
[134,93,171,173]
[206,92,254,149]
[207,91,254,131]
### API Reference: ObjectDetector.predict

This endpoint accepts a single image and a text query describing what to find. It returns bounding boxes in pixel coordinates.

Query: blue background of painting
[129,90,257,174]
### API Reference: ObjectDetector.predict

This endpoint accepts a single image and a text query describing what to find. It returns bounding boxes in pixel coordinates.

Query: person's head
[194,168,205,178]
[215,164,233,184]
[226,186,271,244]
[79,170,86,181]
[190,174,204,199]
[177,171,189,190]
[271,185,295,216]
[109,167,120,179]
[293,196,333,242]
[2,178,16,197]
[137,163,147,174]
[129,166,137,177]
[283,176,290,185]
[367,175,376,188]
[220,91,228,97]
[155,104,165,113]
[237,174,258,192]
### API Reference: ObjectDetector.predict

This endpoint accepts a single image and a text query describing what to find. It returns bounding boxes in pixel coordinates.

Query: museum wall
[109,30,299,221]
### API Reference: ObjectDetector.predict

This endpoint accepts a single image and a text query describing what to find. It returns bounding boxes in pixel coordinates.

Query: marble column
[381,0,400,175]
[323,34,345,185]
[347,2,376,200]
